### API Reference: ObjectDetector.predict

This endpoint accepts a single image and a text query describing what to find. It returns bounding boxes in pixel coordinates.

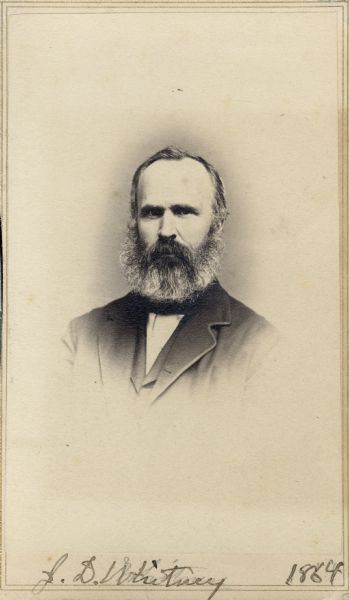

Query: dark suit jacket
[62,282,278,404]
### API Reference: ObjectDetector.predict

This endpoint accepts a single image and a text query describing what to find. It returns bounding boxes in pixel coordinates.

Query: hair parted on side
[130,146,228,230]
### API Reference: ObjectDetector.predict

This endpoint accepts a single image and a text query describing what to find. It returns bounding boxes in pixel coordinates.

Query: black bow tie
[132,291,209,316]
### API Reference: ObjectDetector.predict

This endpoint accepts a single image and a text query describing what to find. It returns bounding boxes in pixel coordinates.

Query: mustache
[145,238,193,265]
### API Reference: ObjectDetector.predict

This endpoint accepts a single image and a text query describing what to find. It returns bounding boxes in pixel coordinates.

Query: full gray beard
[120,224,223,303]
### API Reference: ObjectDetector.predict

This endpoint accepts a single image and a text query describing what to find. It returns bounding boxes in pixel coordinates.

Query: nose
[158,210,176,239]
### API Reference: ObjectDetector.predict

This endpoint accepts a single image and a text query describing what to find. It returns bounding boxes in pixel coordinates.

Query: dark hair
[130,146,228,229]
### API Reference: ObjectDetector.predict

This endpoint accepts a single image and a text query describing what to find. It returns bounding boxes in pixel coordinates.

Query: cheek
[138,221,158,246]
[180,218,212,244]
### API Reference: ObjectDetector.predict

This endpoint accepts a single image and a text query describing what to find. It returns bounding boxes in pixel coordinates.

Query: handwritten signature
[33,554,226,599]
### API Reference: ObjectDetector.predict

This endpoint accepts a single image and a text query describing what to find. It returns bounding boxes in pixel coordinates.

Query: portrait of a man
[62,146,278,404]
[3,4,345,592]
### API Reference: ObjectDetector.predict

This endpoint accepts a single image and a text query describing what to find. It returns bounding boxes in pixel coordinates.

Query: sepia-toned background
[3,4,346,596]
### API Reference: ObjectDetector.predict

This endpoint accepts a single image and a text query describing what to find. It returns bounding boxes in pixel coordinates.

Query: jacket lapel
[151,283,232,400]
[95,284,232,401]
[97,294,146,395]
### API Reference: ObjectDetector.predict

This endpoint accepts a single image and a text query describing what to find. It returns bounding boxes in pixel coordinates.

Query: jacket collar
[150,281,231,400]
[98,281,232,401]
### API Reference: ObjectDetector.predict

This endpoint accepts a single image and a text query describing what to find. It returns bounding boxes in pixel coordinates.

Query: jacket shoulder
[68,294,131,340]
[226,293,273,332]
[225,292,279,360]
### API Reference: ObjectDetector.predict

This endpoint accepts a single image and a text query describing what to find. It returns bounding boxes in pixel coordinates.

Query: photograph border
[1,0,348,593]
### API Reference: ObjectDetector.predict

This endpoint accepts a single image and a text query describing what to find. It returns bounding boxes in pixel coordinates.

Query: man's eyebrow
[140,204,164,215]
[170,204,200,214]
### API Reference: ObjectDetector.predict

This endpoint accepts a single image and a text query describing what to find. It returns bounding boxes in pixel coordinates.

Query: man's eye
[172,206,197,216]
[141,207,163,218]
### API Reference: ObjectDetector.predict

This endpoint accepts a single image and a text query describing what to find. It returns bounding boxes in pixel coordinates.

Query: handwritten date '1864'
[285,560,344,586]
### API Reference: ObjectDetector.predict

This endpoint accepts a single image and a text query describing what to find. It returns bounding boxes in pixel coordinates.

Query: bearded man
[62,146,278,404]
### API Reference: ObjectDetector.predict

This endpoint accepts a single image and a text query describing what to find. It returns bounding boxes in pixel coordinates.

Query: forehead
[137,158,215,207]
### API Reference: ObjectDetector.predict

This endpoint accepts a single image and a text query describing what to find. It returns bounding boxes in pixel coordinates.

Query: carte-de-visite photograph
[2,2,348,598]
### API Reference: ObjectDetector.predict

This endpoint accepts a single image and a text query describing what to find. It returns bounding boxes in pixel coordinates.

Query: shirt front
[146,312,184,374]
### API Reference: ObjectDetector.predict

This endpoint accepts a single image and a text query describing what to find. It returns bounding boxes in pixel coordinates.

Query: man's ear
[210,214,225,235]
[128,217,138,229]
[215,221,224,234]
